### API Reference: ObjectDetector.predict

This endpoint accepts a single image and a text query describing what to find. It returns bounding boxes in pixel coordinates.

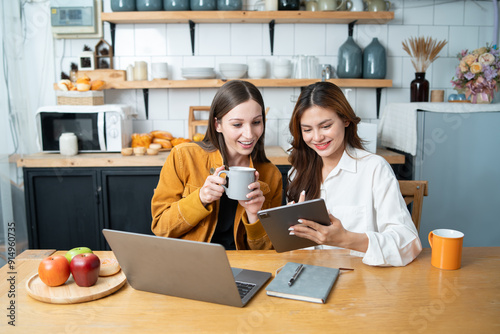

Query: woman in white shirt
[287,82,422,266]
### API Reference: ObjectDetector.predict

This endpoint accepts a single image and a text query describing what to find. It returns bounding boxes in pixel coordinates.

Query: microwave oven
[36,104,136,153]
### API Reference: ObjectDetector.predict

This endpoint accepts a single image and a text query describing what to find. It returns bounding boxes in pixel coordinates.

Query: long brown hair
[197,80,270,165]
[287,82,364,202]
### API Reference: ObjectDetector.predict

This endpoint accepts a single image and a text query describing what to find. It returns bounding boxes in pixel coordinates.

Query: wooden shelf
[101,11,394,25]
[95,78,392,90]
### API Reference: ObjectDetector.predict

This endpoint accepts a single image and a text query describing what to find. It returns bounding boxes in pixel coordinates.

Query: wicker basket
[56,91,104,105]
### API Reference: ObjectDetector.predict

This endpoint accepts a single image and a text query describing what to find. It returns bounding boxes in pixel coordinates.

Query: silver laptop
[102,229,271,307]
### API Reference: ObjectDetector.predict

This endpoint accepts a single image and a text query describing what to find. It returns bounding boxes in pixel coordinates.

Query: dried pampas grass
[402,36,447,73]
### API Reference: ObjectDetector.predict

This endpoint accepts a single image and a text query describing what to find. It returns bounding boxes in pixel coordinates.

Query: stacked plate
[181,67,216,79]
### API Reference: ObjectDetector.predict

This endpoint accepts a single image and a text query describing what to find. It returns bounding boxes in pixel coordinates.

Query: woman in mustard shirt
[151,80,282,250]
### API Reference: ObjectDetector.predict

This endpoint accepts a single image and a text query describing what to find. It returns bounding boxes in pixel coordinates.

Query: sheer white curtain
[1,0,55,265]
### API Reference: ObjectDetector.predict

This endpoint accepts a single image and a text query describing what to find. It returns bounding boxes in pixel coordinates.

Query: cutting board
[26,271,126,304]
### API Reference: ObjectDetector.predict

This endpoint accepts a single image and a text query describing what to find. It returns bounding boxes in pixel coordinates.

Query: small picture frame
[79,51,95,71]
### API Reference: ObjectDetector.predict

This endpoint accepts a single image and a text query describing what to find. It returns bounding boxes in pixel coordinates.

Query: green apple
[65,247,93,263]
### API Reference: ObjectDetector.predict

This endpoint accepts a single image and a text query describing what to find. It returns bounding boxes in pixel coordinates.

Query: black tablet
[257,199,331,253]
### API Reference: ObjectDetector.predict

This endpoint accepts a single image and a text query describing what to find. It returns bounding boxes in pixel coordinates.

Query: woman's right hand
[199,165,226,206]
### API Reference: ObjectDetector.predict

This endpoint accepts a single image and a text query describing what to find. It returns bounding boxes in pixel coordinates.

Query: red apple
[70,253,100,287]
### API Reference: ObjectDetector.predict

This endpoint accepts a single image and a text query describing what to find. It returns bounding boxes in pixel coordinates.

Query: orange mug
[428,229,464,270]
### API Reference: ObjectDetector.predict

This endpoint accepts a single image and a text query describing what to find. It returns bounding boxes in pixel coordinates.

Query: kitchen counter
[16,146,404,168]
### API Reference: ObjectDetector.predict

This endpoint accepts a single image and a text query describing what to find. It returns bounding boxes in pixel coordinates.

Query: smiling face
[300,105,349,166]
[215,99,264,166]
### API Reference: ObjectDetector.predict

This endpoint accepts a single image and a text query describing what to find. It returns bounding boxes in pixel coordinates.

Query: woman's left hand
[238,170,265,224]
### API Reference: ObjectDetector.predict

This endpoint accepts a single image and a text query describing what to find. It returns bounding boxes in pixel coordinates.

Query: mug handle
[346,0,352,10]
[428,231,434,248]
[217,170,229,192]
[335,0,345,10]
[385,0,391,10]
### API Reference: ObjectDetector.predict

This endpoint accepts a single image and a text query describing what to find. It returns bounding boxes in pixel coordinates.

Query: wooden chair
[398,180,428,232]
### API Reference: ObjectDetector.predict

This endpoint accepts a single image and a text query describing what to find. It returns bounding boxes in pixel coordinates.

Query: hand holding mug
[199,166,226,206]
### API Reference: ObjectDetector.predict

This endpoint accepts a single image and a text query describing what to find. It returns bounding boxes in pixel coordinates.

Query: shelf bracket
[348,20,358,33]
[189,20,196,56]
[143,88,149,119]
[109,23,116,55]
[269,20,275,56]
[376,88,382,118]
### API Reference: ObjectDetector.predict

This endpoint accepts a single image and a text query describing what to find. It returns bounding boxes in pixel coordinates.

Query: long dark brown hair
[287,82,364,202]
[197,80,270,165]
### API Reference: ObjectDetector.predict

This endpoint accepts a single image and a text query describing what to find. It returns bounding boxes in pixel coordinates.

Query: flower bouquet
[451,44,500,103]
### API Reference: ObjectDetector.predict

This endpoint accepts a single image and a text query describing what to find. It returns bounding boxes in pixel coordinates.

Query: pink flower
[479,53,494,66]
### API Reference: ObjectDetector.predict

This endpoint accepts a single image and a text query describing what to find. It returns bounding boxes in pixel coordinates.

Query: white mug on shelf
[152,62,169,79]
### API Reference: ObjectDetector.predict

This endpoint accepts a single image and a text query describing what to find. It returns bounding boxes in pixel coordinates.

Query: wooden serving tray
[26,271,126,304]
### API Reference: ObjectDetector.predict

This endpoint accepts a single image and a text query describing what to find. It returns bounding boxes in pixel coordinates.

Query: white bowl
[219,63,247,71]
[248,66,267,79]
[273,65,292,79]
[220,68,247,79]
[274,58,291,66]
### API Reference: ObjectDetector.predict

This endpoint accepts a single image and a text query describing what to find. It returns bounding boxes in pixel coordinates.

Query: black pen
[288,264,304,286]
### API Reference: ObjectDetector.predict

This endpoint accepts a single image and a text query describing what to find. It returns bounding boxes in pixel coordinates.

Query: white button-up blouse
[296,147,422,266]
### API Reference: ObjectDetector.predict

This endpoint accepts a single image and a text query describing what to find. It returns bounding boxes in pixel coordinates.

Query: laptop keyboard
[236,281,256,299]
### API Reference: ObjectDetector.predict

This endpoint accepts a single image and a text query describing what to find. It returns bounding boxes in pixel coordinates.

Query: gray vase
[217,0,242,10]
[136,0,163,10]
[111,0,136,11]
[191,0,217,10]
[337,36,363,79]
[363,38,386,79]
[164,0,190,10]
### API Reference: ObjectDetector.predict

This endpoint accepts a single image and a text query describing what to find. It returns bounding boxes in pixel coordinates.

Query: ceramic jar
[191,0,217,10]
[134,61,148,80]
[248,59,267,79]
[59,133,78,156]
[218,0,242,10]
[164,0,190,10]
[111,0,136,11]
[363,37,386,79]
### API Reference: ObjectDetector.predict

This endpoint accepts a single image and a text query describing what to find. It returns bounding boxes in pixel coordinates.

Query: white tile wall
[57,0,497,148]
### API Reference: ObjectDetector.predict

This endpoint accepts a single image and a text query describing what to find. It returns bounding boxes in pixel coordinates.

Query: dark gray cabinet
[24,167,161,250]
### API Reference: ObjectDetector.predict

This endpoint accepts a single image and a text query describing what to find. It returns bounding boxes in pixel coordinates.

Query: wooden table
[3,248,496,333]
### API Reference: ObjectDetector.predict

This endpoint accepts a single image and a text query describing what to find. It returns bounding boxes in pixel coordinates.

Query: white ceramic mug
[217,167,256,201]
[151,62,168,79]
